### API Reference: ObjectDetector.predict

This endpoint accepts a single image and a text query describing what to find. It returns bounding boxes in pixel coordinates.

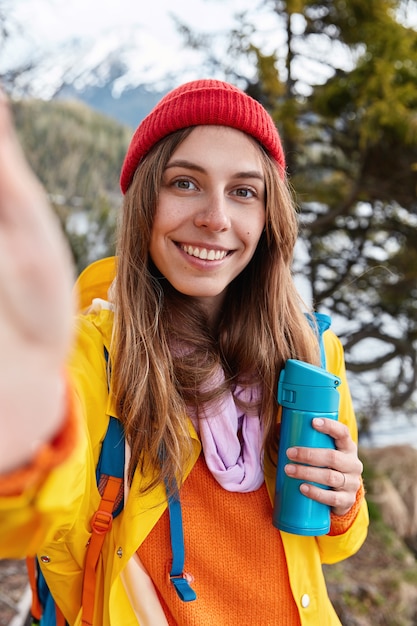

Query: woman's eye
[233,187,255,198]
[174,179,197,190]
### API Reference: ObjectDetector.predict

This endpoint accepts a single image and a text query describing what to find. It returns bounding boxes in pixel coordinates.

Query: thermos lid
[277,359,341,412]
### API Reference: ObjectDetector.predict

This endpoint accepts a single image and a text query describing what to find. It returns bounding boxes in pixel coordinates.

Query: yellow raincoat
[0,257,368,625]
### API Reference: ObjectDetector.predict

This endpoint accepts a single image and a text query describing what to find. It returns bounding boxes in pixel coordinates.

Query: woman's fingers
[0,89,74,349]
[284,418,363,516]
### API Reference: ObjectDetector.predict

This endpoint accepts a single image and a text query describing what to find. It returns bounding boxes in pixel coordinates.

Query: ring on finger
[336,471,346,489]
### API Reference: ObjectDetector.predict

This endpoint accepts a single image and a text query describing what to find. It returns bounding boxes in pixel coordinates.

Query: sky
[8,0,248,46]
[3,0,281,96]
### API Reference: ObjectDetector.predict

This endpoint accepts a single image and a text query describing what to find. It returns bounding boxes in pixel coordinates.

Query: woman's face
[149,125,266,320]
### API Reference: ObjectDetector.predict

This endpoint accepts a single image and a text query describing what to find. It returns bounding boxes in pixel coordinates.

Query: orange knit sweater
[138,454,301,626]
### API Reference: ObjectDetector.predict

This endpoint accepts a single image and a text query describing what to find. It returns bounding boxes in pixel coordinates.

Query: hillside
[11,97,133,272]
[323,444,417,625]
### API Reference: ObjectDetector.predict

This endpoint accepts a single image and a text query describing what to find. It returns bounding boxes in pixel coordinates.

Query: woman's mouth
[179,244,229,261]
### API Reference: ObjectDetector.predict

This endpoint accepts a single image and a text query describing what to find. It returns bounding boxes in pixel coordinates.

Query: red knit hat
[120,79,285,193]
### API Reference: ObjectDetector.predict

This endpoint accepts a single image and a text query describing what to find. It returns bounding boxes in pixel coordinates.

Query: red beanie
[120,79,285,194]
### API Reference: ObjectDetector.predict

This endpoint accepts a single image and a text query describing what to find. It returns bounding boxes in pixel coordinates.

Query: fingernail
[285,464,296,475]
[286,447,297,459]
[313,418,324,427]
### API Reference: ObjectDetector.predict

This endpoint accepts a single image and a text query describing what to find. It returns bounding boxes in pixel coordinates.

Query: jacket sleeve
[0,312,110,559]
[0,380,90,558]
[316,330,369,563]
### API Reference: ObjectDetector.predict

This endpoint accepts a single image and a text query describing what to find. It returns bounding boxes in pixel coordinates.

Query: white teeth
[181,245,227,260]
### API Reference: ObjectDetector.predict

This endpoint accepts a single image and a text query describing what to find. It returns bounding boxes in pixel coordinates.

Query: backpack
[27,414,125,626]
[26,257,330,624]
[27,409,197,624]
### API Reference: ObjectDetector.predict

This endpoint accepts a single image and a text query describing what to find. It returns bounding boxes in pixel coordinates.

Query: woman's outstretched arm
[0,90,75,475]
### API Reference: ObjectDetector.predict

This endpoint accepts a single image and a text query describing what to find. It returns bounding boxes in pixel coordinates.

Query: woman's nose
[194,193,231,232]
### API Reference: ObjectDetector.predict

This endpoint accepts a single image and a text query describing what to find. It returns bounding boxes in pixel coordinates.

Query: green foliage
[312,21,417,148]
[12,98,132,273]
[302,0,399,44]
[295,3,417,412]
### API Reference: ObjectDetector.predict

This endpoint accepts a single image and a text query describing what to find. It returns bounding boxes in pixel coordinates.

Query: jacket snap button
[40,556,51,563]
[301,594,310,608]
[117,547,123,558]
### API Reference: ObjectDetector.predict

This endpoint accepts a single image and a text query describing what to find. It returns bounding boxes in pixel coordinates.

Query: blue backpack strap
[103,346,195,603]
[97,347,124,515]
[305,312,331,369]
[95,416,125,517]
[166,486,197,602]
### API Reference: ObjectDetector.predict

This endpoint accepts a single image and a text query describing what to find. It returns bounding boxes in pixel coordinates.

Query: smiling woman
[0,79,368,626]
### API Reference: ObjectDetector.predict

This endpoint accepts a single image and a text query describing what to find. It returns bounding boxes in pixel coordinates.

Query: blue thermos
[273,359,341,536]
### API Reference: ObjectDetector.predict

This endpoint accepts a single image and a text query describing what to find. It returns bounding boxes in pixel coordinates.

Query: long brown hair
[111,127,320,492]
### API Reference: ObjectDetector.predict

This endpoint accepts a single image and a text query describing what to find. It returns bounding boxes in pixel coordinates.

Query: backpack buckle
[170,573,197,602]
[91,509,113,534]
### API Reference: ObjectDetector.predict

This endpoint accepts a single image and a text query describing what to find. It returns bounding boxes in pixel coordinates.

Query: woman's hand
[284,417,363,516]
[0,90,75,474]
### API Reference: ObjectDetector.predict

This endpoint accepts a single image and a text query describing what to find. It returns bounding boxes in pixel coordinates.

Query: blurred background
[1,1,417,624]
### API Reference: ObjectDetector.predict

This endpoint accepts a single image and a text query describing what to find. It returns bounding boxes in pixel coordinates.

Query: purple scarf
[189,367,264,493]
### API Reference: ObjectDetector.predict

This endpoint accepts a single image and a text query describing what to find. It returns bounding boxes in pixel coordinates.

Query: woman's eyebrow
[165,159,264,181]
[232,170,264,181]
[165,159,206,173]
